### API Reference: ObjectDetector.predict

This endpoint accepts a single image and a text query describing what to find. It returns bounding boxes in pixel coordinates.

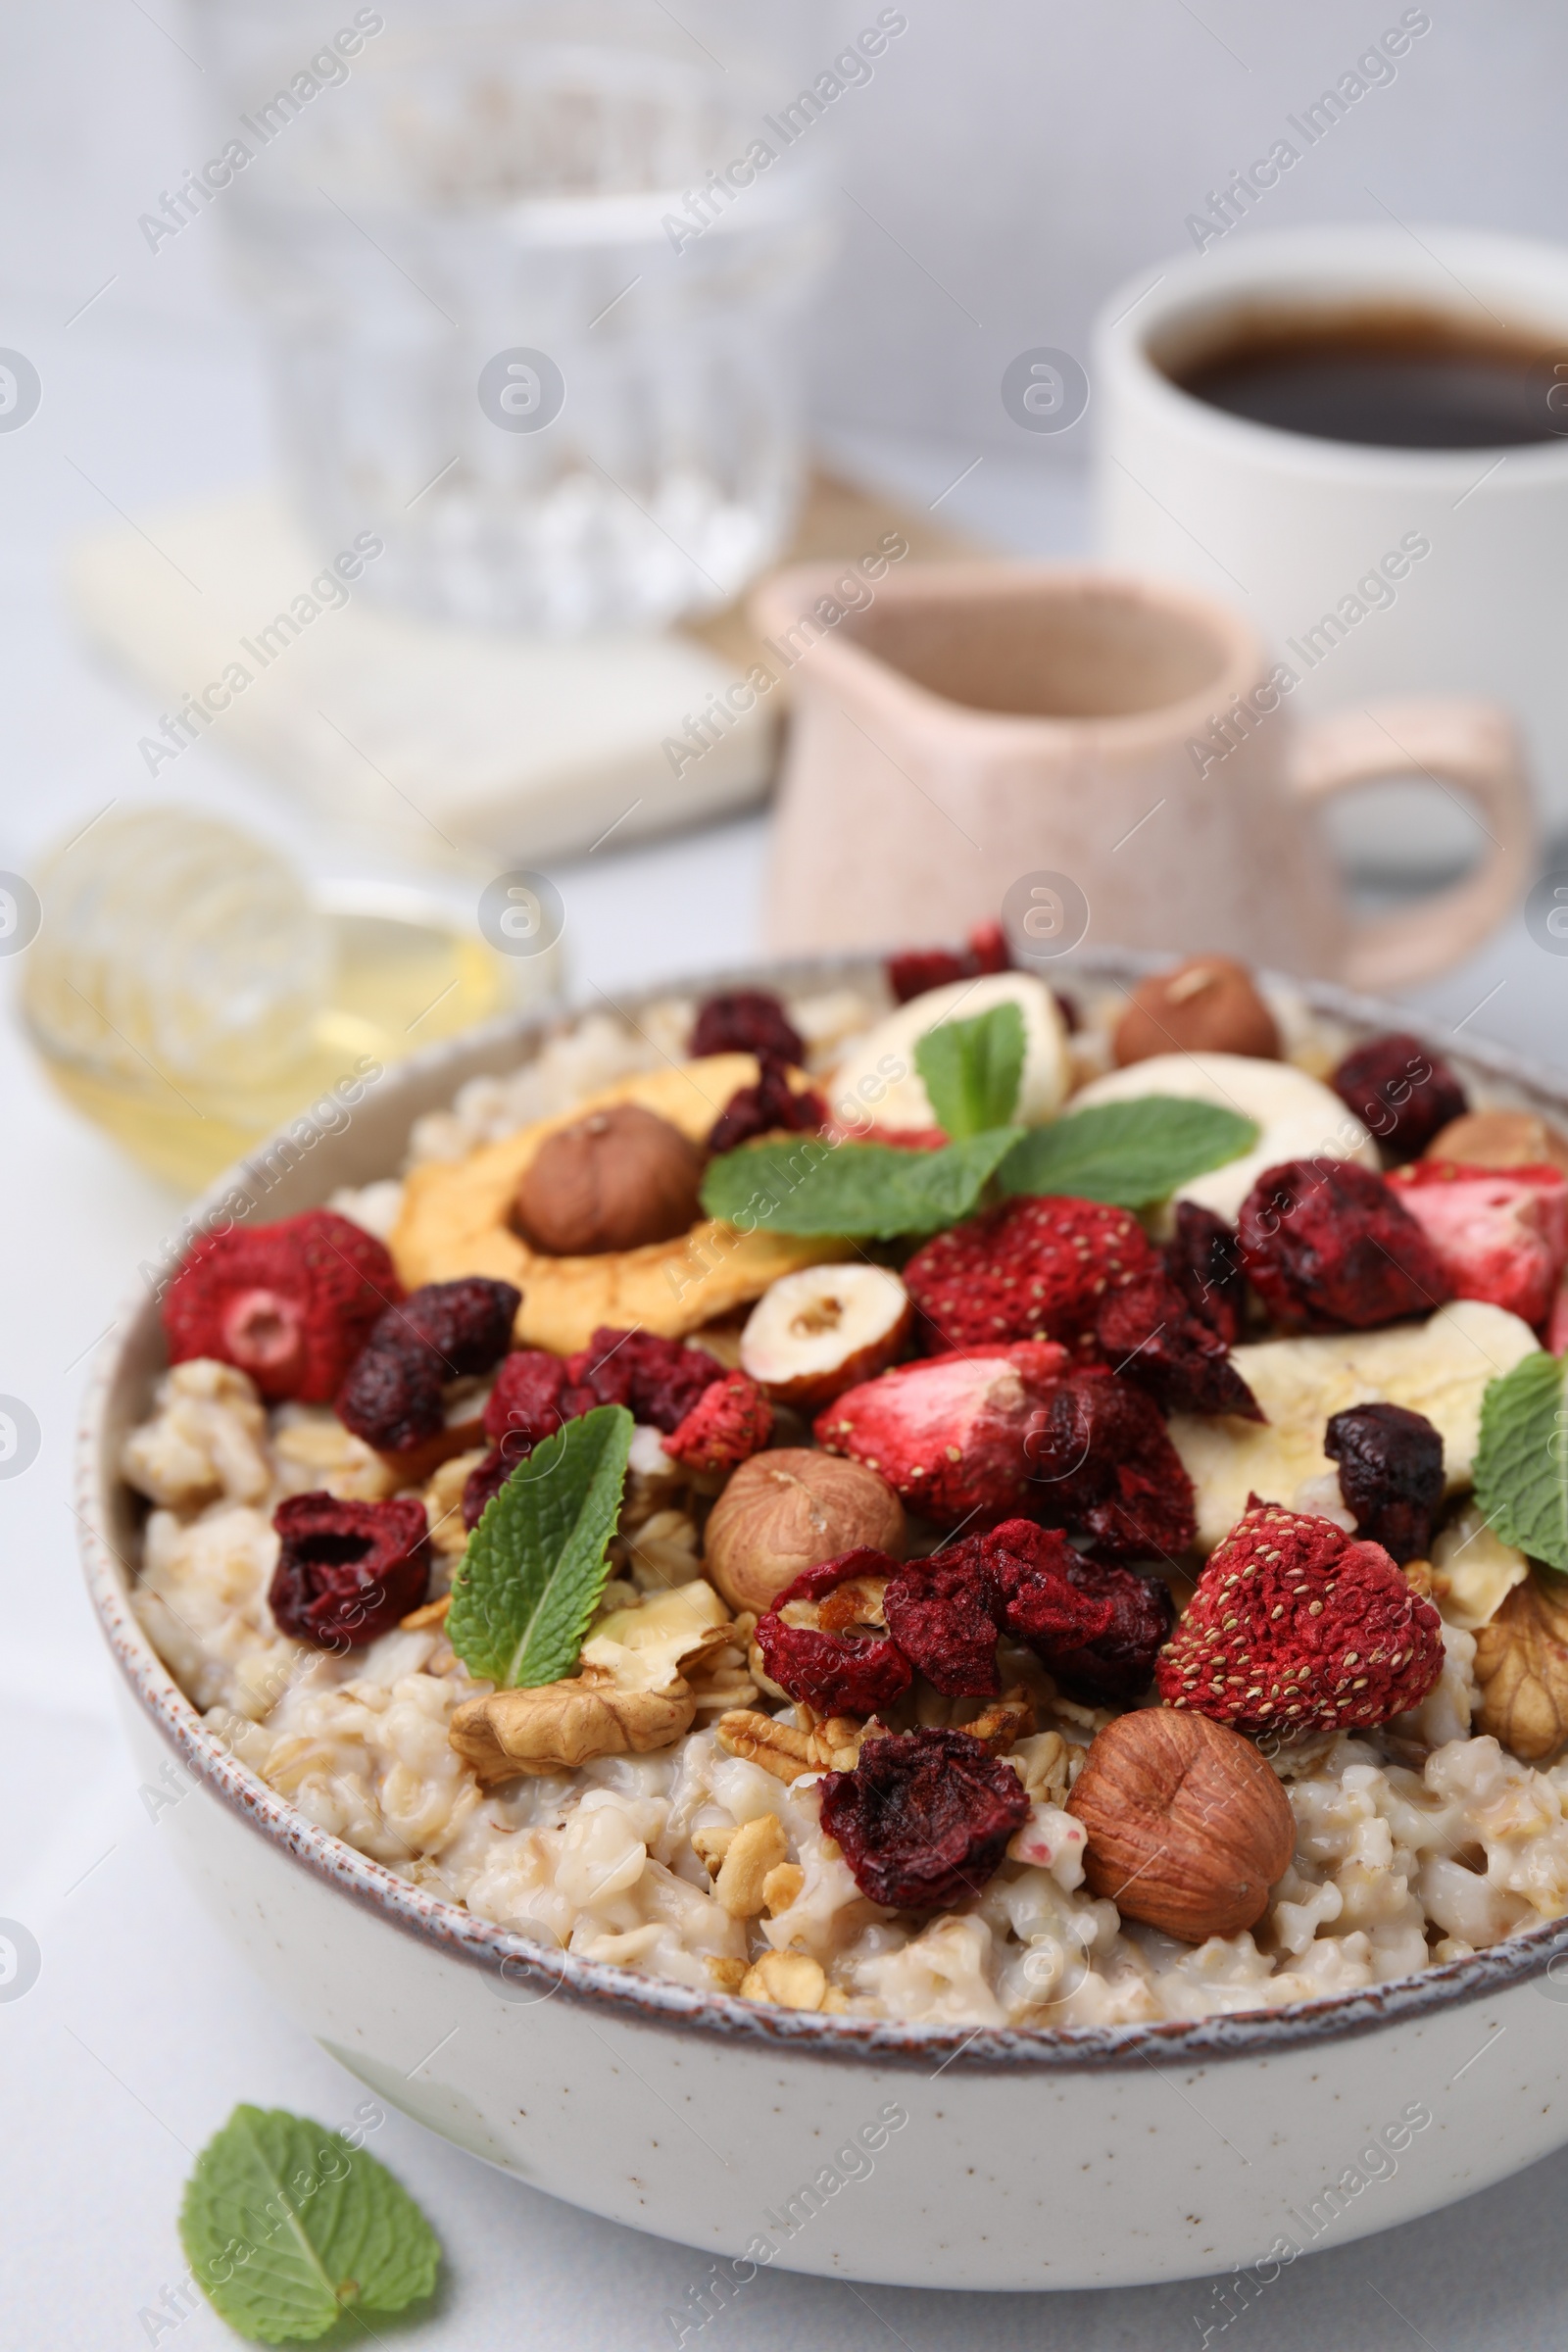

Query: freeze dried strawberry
[335,1343,445,1455]
[814,1339,1071,1525]
[1095,1271,1262,1420]
[1331,1033,1467,1164]
[885,920,1012,1005]
[163,1210,398,1403]
[818,1727,1030,1910]
[1324,1401,1445,1566]
[881,1546,1003,1697]
[1156,1499,1445,1733]
[904,1194,1156,1354]
[756,1547,911,1717]
[1162,1200,1248,1347]
[269,1493,430,1648]
[663,1372,773,1473]
[1387,1161,1568,1329]
[707,1060,828,1154]
[564,1327,716,1432]
[372,1279,518,1375]
[1025,1370,1197,1562]
[1238,1159,1451,1332]
[691,989,805,1065]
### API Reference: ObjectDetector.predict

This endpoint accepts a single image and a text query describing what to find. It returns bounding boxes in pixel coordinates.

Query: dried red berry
[982,1518,1112,1649]
[1024,1370,1197,1562]
[483,1348,569,1449]
[691,989,805,1065]
[564,1327,716,1432]
[463,1445,514,1530]
[1331,1032,1467,1164]
[815,1339,1071,1525]
[975,1518,1175,1700]
[1237,1159,1452,1332]
[663,1373,773,1473]
[269,1493,430,1648]
[163,1210,398,1403]
[755,1548,911,1717]
[372,1279,519,1375]
[335,1341,445,1454]
[818,1727,1030,1910]
[1162,1200,1248,1347]
[1156,1499,1445,1733]
[905,1194,1156,1355]
[1095,1271,1262,1420]
[885,920,1012,1006]
[707,1060,828,1154]
[1324,1402,1445,1565]
[881,1547,1003,1697]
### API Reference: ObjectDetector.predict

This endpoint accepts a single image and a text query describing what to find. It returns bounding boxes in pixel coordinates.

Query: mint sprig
[448,1403,633,1688]
[913,1004,1025,1141]
[1473,1349,1568,1571]
[178,2104,440,2343]
[1002,1097,1258,1208]
[700,1127,1022,1240]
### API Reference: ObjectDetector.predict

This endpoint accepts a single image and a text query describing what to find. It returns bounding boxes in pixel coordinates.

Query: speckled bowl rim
[74,947,1568,2074]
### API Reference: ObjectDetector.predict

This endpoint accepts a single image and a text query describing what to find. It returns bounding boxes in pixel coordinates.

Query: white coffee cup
[1091,224,1568,871]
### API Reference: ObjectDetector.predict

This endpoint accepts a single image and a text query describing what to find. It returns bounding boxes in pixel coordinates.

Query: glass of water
[191,2,831,631]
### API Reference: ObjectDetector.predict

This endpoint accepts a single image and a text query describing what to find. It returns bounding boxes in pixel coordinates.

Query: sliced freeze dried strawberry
[663,1372,773,1473]
[1238,1159,1451,1332]
[818,1727,1030,1910]
[1095,1270,1262,1420]
[1331,1032,1467,1164]
[1163,1200,1248,1347]
[1324,1401,1445,1565]
[1387,1160,1568,1329]
[269,1492,429,1648]
[814,1339,1071,1526]
[1024,1369,1197,1562]
[905,1194,1156,1356]
[755,1547,910,1717]
[163,1209,398,1403]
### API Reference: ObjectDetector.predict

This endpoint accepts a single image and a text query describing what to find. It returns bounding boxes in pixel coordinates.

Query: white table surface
[7,314,1568,2352]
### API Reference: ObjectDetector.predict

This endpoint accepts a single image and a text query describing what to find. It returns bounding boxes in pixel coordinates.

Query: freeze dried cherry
[707,1060,828,1154]
[818,1727,1031,1910]
[1024,1370,1198,1561]
[755,1547,911,1717]
[1054,1551,1177,1702]
[1095,1271,1262,1420]
[335,1343,444,1455]
[1332,1033,1467,1164]
[373,1278,518,1375]
[1324,1400,1445,1565]
[483,1348,569,1449]
[1162,1200,1249,1347]
[691,989,804,1066]
[269,1493,430,1647]
[881,1547,1003,1698]
[982,1519,1115,1652]
[1238,1159,1452,1331]
[885,920,1012,1006]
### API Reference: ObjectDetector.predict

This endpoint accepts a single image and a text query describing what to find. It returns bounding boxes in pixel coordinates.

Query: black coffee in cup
[1162,304,1567,450]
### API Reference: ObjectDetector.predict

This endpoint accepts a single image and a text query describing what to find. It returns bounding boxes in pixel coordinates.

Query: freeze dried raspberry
[372,1279,518,1376]
[885,920,1012,1006]
[564,1328,716,1431]
[1156,1499,1445,1733]
[1095,1271,1262,1420]
[905,1194,1156,1354]
[663,1372,773,1473]
[1324,1402,1445,1566]
[691,989,805,1065]
[881,1546,1004,1697]
[1331,1033,1467,1164]
[335,1343,445,1455]
[269,1493,430,1648]
[1162,1200,1248,1347]
[815,1339,1071,1525]
[1237,1159,1451,1332]
[1025,1369,1198,1561]
[1387,1160,1568,1329]
[163,1209,398,1403]
[818,1727,1030,1910]
[755,1547,911,1717]
[707,1060,828,1155]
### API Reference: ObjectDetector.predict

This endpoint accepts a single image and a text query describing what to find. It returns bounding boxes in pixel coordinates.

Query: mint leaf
[1001,1097,1258,1208]
[178,2104,440,2344]
[913,1004,1025,1141]
[701,1127,1022,1240]
[448,1403,632,1687]
[1473,1349,1568,1571]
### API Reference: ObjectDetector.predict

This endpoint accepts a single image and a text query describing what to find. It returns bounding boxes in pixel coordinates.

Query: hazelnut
[704,1447,906,1616]
[1065,1708,1295,1940]
[740,1264,912,1407]
[1114,956,1280,1066]
[512,1103,703,1255]
[1425,1107,1568,1176]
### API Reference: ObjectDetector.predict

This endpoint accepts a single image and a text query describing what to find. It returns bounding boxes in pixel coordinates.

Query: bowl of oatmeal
[78,942,1568,2291]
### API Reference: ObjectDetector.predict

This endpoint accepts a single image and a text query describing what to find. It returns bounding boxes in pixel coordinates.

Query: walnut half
[1474,1572,1568,1764]
[450,1671,695,1785]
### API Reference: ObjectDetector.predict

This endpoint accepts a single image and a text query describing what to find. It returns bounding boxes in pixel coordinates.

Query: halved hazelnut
[511,1103,703,1255]
[704,1446,906,1616]
[740,1264,912,1407]
[1425,1107,1568,1175]
[1114,956,1280,1066]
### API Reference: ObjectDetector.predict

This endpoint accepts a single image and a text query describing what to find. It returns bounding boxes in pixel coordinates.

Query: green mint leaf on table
[912,1003,1025,1141]
[1473,1349,1568,1572]
[1001,1098,1259,1208]
[701,1128,1022,1240]
[448,1402,633,1688]
[178,2103,440,2344]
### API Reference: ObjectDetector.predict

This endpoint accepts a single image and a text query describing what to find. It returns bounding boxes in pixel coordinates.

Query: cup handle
[1288,699,1535,993]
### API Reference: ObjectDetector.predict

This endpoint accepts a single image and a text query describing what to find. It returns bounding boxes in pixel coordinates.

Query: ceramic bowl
[76,952,1568,2292]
